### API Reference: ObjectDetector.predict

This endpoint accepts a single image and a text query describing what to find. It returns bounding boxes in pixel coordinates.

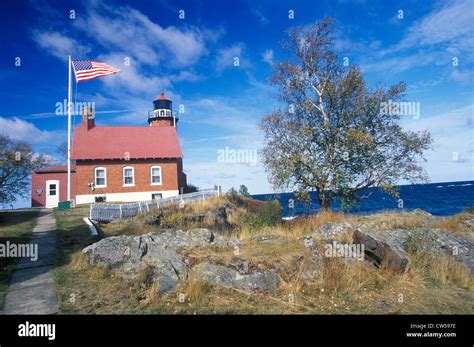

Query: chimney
[81,107,95,130]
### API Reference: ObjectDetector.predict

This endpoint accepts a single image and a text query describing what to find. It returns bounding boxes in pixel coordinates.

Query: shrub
[239,185,251,197]
[405,232,438,254]
[243,200,281,229]
[139,209,164,226]
[184,184,199,194]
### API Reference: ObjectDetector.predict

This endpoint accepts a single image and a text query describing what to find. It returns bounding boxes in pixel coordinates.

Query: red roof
[155,92,170,101]
[35,165,76,173]
[71,125,183,160]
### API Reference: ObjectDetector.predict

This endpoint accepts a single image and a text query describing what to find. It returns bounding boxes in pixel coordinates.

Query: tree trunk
[318,192,331,212]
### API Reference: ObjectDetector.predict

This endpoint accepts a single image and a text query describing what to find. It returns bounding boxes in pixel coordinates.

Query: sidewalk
[2,210,59,314]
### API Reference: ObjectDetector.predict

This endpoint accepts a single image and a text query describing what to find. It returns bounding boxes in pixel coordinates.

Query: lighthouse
[148,92,178,127]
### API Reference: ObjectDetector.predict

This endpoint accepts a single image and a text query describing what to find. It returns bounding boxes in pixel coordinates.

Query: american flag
[72,60,121,82]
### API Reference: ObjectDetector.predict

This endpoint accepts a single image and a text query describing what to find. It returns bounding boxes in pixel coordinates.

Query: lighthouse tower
[148,92,178,127]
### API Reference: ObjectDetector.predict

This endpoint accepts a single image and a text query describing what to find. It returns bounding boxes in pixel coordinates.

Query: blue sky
[0,0,473,207]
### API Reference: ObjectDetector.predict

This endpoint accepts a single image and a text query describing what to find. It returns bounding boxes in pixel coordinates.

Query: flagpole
[67,55,72,202]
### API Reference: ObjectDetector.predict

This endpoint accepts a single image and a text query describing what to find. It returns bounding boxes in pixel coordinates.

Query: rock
[82,228,243,293]
[228,256,250,274]
[355,221,378,233]
[205,204,231,231]
[430,229,474,274]
[411,209,433,217]
[353,229,411,272]
[250,235,283,243]
[212,234,244,248]
[361,227,474,274]
[82,233,187,293]
[291,255,321,280]
[82,235,134,270]
[463,219,474,227]
[313,222,353,239]
[192,262,280,292]
[297,235,324,277]
[151,228,214,248]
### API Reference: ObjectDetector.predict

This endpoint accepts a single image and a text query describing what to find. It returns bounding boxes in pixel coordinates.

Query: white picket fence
[89,188,219,222]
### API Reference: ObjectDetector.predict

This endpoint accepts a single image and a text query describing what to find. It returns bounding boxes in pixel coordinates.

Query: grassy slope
[52,197,474,314]
[0,208,40,308]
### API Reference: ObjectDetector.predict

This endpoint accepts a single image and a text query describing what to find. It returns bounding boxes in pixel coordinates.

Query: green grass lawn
[0,208,41,309]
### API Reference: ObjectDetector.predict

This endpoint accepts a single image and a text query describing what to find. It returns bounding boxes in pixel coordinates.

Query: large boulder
[353,229,411,272]
[82,228,242,292]
[357,227,474,274]
[192,262,280,292]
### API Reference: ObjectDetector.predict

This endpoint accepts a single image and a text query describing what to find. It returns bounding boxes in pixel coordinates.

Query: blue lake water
[252,181,474,217]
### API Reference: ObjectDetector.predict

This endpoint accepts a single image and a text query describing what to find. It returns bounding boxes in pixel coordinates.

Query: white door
[45,180,60,208]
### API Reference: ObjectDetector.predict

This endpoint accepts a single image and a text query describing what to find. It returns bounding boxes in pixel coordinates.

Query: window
[150,166,162,185]
[123,166,135,186]
[95,167,107,188]
[152,193,162,200]
[160,110,165,116]
[95,196,106,202]
[49,184,57,196]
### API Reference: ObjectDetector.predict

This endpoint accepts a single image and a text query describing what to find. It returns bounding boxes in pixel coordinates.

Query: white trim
[75,190,179,205]
[122,166,135,187]
[95,167,107,188]
[83,217,98,235]
[150,165,162,186]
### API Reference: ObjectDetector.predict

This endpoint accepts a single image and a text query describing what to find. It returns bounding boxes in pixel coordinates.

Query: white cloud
[184,161,272,194]
[250,7,269,25]
[74,3,209,67]
[32,31,91,61]
[96,53,173,94]
[401,104,474,182]
[215,43,251,73]
[450,69,473,84]
[356,0,474,74]
[394,0,474,50]
[0,117,62,145]
[262,49,274,65]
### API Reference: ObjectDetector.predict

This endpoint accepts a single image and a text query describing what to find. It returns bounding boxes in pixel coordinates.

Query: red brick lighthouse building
[31,93,187,207]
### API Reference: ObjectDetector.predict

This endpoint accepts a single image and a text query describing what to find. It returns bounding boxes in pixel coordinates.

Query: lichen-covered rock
[430,229,474,274]
[313,222,353,239]
[192,262,280,291]
[228,256,250,274]
[297,235,324,278]
[410,208,433,217]
[463,219,474,227]
[82,228,243,293]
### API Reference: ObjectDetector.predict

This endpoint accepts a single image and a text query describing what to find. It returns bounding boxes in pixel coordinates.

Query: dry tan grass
[237,210,347,240]
[432,213,474,241]
[182,277,210,303]
[353,211,429,231]
[185,196,229,214]
[411,252,472,289]
[100,218,155,237]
